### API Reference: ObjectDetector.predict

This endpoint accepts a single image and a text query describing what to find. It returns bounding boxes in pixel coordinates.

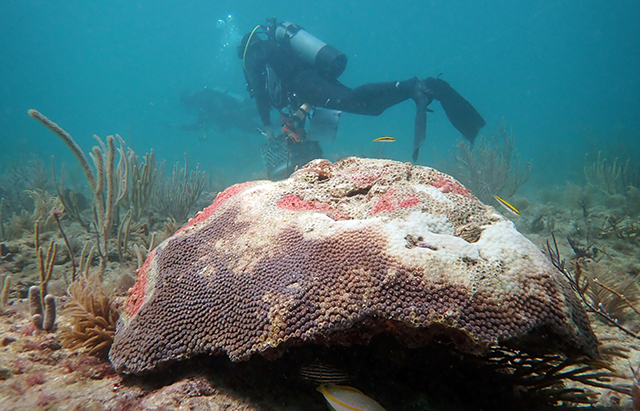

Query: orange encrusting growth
[179,181,256,234]
[276,194,351,220]
[125,249,154,317]
[431,175,472,197]
[371,188,421,214]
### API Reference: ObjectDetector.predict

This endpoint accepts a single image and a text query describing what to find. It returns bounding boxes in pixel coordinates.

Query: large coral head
[110,157,596,374]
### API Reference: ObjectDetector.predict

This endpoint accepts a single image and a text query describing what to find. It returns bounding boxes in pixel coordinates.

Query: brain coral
[109,157,597,374]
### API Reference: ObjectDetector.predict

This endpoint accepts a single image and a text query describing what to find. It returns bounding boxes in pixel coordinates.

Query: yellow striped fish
[317,384,387,411]
[494,195,520,216]
[372,136,396,143]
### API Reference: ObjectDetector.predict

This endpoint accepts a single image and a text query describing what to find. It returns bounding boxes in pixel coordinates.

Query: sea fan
[59,275,119,358]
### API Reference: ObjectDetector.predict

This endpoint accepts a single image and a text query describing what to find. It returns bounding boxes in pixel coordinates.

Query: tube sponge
[43,295,56,331]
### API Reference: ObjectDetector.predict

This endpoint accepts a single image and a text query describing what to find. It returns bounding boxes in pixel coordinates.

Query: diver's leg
[340,77,429,115]
[345,78,433,162]
[292,71,426,115]
[290,70,352,109]
[328,77,434,115]
[291,71,434,162]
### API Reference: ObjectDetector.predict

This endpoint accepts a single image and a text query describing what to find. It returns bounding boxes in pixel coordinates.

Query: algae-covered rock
[110,157,597,374]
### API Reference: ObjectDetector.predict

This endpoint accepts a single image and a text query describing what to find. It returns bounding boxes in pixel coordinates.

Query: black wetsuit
[243,34,486,162]
[243,37,421,128]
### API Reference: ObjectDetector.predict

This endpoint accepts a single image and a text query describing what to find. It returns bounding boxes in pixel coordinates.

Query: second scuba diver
[239,18,486,179]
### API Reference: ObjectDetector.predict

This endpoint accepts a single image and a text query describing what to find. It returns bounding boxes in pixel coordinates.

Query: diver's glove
[424,77,486,144]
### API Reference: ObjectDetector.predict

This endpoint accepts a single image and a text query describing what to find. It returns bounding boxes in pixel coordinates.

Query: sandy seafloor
[1,167,640,411]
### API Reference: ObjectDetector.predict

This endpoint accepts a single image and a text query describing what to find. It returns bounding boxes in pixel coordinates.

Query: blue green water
[1,0,639,187]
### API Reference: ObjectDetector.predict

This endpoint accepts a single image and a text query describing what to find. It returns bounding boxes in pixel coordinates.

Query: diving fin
[425,77,486,144]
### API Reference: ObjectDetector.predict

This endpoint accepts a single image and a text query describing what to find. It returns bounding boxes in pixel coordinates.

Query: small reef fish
[494,195,520,216]
[300,361,351,385]
[317,384,387,411]
[372,136,396,142]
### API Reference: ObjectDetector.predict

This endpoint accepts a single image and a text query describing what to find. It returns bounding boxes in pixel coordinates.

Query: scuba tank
[272,20,347,79]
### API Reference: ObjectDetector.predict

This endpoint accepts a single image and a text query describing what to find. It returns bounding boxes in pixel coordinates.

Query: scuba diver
[239,18,486,179]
